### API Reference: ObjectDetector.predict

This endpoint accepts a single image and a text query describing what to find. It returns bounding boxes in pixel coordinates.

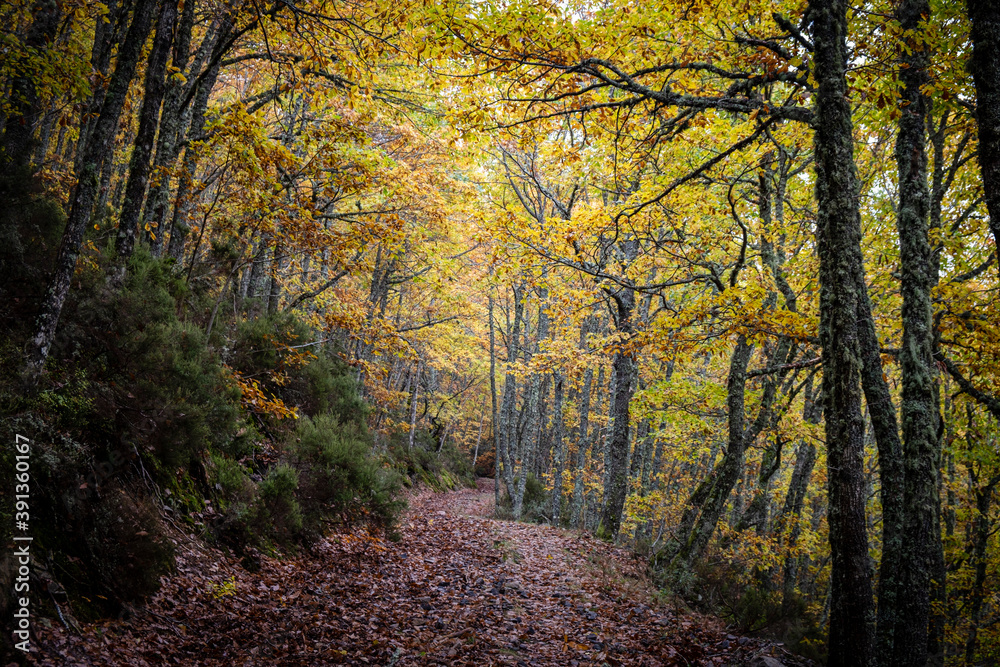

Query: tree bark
[550,371,565,524]
[489,290,501,510]
[165,48,224,261]
[145,0,197,254]
[164,12,235,261]
[408,361,421,451]
[883,0,938,662]
[73,0,126,177]
[964,467,999,664]
[966,0,1000,274]
[779,379,821,612]
[115,0,178,265]
[499,284,524,507]
[24,0,159,380]
[810,0,877,663]
[1,0,62,170]
[673,336,753,564]
[599,285,636,539]
[514,294,550,519]
[571,362,594,528]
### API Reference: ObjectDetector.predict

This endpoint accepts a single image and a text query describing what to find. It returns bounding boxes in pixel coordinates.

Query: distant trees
[4,0,1000,660]
[431,0,1000,660]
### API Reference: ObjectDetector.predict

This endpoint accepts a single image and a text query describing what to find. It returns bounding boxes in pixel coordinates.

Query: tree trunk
[738,432,784,536]
[514,294,550,519]
[1,0,62,170]
[145,0,197,254]
[779,379,821,612]
[571,363,594,528]
[599,285,636,539]
[115,0,178,265]
[629,418,649,488]
[472,406,485,469]
[964,468,999,664]
[499,284,524,507]
[489,291,501,509]
[810,0,877,662]
[513,373,539,519]
[673,336,753,564]
[739,164,798,538]
[165,16,230,260]
[966,0,1000,274]
[408,361,421,451]
[73,0,125,177]
[884,0,938,661]
[550,372,565,524]
[267,240,284,314]
[165,54,222,261]
[31,109,57,169]
[861,284,906,663]
[24,0,159,380]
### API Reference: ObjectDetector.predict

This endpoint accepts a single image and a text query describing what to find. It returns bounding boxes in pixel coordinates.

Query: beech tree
[6,0,1000,660]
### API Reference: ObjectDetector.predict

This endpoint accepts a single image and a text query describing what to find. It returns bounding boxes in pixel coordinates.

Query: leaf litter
[25,479,811,666]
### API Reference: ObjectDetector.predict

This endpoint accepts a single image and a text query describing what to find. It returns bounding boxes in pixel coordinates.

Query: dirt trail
[28,480,803,666]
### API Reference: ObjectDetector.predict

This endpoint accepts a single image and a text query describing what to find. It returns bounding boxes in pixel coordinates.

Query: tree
[880,0,939,662]
[25,0,159,381]
[115,0,178,266]
[809,0,877,662]
[966,0,1000,273]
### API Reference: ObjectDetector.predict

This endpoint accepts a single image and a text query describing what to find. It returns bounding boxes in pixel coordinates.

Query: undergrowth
[0,237,432,632]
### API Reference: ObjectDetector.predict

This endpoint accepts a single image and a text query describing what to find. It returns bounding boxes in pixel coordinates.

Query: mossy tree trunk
[778,380,820,613]
[489,290,501,509]
[116,0,179,265]
[550,371,565,523]
[145,0,197,255]
[599,270,636,539]
[882,0,939,662]
[166,29,227,261]
[670,335,753,565]
[498,283,524,511]
[967,0,1000,275]
[25,0,159,380]
[809,0,877,662]
[570,339,595,528]
[964,461,1000,664]
[73,0,126,177]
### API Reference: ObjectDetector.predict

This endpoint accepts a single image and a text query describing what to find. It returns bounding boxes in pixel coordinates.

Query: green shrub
[209,452,253,504]
[255,464,303,538]
[229,313,369,426]
[50,249,243,468]
[301,354,369,423]
[290,414,404,535]
[230,310,309,373]
[389,429,475,491]
[496,473,549,522]
[0,230,408,622]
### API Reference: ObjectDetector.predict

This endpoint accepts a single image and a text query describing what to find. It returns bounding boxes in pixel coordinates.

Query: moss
[389,432,475,492]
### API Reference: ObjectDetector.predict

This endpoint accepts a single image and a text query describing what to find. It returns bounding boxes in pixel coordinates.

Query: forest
[0,0,999,664]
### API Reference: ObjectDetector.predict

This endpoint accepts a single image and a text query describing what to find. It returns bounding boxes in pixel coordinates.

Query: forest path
[30,480,798,666]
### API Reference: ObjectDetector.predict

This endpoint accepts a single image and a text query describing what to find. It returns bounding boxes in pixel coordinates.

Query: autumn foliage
[1,0,1000,663]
